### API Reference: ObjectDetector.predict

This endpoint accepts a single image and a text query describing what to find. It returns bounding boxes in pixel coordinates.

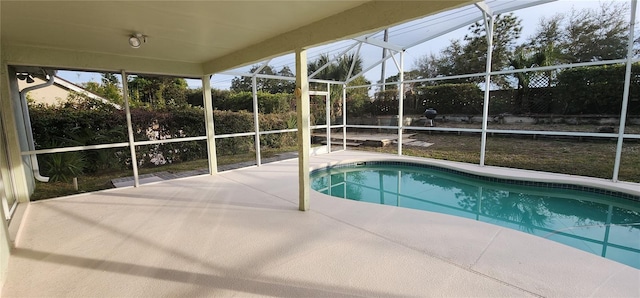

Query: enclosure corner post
[203,75,218,175]
[296,48,310,211]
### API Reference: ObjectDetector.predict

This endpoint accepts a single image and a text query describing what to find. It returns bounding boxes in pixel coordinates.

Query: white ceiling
[1,1,474,77]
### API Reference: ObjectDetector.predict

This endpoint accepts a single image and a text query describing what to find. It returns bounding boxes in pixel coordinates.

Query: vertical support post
[612,0,637,182]
[342,84,347,151]
[479,11,494,167]
[121,70,139,187]
[296,49,310,211]
[252,76,261,166]
[202,75,218,174]
[397,51,405,156]
[326,83,331,153]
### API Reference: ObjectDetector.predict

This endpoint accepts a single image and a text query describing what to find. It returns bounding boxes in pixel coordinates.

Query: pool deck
[2,150,639,297]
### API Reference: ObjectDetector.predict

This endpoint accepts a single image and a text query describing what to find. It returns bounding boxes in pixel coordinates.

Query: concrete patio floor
[2,151,639,297]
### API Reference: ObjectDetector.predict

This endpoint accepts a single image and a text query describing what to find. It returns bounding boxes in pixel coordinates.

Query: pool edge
[310,153,640,201]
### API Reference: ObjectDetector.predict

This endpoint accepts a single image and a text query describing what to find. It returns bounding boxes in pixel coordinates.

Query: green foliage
[414,3,633,85]
[213,109,253,134]
[81,73,124,106]
[186,88,205,106]
[41,152,85,182]
[211,110,298,156]
[555,63,640,115]
[520,2,631,65]
[230,65,296,94]
[368,90,399,115]
[128,75,190,107]
[344,76,372,117]
[30,98,298,169]
[130,106,206,141]
[214,91,294,114]
[258,112,298,149]
[308,53,363,82]
[420,13,522,88]
[414,84,484,115]
[508,47,554,114]
[344,82,484,117]
[29,97,126,150]
[560,2,630,62]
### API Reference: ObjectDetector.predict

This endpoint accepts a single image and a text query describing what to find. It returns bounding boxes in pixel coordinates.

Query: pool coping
[309,152,640,201]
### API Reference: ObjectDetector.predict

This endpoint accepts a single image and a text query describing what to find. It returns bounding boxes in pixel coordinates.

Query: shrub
[214,91,294,114]
[41,152,85,182]
[414,83,484,115]
[555,63,640,115]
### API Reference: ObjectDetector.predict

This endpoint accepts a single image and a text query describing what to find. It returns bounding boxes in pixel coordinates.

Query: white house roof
[17,75,122,109]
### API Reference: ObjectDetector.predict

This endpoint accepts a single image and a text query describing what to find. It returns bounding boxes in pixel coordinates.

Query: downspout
[18,70,55,182]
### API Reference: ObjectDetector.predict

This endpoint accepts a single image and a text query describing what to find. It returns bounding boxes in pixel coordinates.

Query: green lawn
[357,133,640,182]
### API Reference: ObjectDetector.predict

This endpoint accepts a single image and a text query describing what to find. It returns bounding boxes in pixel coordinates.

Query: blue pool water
[310,162,640,269]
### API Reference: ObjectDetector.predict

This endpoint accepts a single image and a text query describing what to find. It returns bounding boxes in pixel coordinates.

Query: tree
[128,75,190,107]
[82,73,123,106]
[507,2,633,113]
[102,73,119,86]
[526,2,631,64]
[230,65,295,94]
[508,47,550,113]
[272,66,296,94]
[307,52,363,82]
[563,2,629,62]
[526,14,565,65]
[345,76,371,112]
[307,53,369,119]
[380,70,421,91]
[416,13,522,88]
[413,53,441,83]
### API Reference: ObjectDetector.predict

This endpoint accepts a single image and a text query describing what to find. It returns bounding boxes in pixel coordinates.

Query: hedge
[361,64,640,116]
[365,84,484,116]
[555,63,640,115]
[29,103,299,179]
[213,91,295,114]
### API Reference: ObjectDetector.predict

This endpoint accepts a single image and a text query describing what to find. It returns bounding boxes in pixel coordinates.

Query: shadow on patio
[2,152,638,297]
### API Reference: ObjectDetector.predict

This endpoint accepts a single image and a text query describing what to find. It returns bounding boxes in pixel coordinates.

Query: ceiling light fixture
[128,33,147,49]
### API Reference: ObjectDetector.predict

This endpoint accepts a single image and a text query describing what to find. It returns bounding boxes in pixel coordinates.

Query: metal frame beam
[353,36,404,52]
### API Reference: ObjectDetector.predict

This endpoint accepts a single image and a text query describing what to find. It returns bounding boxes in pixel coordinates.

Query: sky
[56,0,628,91]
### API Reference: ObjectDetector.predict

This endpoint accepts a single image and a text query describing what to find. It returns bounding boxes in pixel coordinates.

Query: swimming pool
[310,161,640,269]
